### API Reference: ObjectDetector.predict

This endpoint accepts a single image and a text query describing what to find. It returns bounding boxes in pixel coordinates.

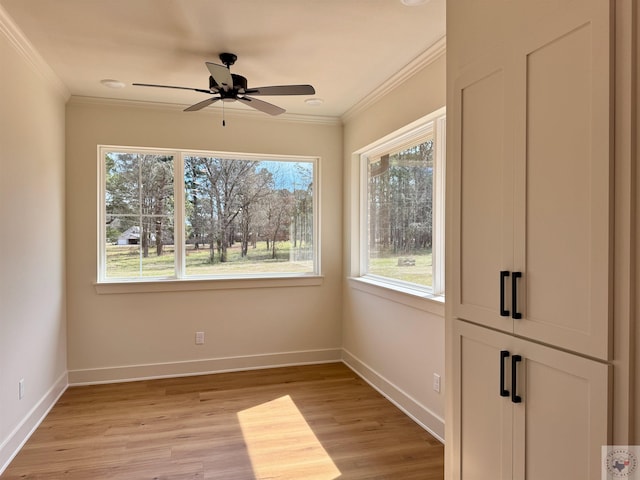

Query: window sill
[348,277,444,316]
[95,275,324,295]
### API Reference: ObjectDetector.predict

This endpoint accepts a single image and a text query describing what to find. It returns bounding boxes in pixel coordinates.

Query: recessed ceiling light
[305,98,324,106]
[100,79,126,89]
[400,0,429,5]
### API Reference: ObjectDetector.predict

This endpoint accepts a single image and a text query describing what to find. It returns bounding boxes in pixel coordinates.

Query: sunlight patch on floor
[237,395,341,479]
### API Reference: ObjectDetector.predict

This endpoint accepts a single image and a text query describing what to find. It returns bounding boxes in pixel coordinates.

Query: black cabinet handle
[511,354,522,403]
[512,272,522,319]
[500,271,510,316]
[500,350,510,397]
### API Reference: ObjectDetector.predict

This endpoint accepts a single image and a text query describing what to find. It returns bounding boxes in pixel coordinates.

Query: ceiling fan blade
[184,97,220,112]
[238,96,285,116]
[244,85,316,96]
[132,83,211,94]
[206,62,234,92]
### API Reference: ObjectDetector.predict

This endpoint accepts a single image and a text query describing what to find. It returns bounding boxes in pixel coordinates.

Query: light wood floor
[1,363,444,480]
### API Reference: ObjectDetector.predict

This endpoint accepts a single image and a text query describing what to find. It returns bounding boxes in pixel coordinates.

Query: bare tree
[262,190,294,259]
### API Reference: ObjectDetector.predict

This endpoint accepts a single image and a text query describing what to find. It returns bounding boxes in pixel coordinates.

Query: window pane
[367,137,434,287]
[105,152,140,214]
[184,156,314,276]
[104,153,175,279]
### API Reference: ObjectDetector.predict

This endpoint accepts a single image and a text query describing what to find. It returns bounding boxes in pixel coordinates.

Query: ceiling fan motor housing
[209,74,248,99]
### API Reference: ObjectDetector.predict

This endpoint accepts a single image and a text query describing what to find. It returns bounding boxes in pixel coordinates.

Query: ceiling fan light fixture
[400,0,429,6]
[305,98,324,106]
[100,79,125,89]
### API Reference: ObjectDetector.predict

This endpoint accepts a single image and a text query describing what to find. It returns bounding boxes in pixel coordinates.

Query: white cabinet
[449,0,613,360]
[446,1,616,478]
[450,320,610,480]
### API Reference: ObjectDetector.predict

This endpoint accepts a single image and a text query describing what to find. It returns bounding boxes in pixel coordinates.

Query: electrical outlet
[433,373,441,393]
[19,379,24,400]
[195,331,205,345]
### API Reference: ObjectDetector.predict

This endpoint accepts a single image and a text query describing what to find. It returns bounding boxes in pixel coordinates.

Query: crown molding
[0,4,70,101]
[67,95,342,126]
[341,36,446,123]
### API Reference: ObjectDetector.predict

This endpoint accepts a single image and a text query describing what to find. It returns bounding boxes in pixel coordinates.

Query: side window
[360,110,445,295]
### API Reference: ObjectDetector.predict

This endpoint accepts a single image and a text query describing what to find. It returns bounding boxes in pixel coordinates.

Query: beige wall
[65,99,343,382]
[341,54,446,440]
[0,22,67,469]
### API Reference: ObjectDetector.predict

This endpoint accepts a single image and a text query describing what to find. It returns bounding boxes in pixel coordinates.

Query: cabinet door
[452,320,610,480]
[449,0,613,359]
[450,54,516,335]
[511,335,610,480]
[450,320,514,480]
[511,0,612,359]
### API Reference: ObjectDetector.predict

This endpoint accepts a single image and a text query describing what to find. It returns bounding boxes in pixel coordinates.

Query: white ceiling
[0,0,445,118]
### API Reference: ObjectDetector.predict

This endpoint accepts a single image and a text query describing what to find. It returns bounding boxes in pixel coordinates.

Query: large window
[99,147,318,282]
[359,108,445,295]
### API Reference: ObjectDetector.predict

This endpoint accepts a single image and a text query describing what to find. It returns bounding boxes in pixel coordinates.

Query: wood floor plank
[1,363,443,479]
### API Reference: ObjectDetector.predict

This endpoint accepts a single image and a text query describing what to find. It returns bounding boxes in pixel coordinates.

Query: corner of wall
[341,349,445,442]
[0,373,68,475]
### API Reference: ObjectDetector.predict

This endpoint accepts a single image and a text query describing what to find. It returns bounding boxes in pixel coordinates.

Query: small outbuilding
[117,226,140,245]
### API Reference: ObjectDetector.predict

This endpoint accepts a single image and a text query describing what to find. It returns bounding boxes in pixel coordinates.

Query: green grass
[368,250,433,287]
[105,243,432,286]
[105,242,313,278]
[106,245,176,278]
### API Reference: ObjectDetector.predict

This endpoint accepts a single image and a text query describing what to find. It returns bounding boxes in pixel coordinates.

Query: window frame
[97,145,321,286]
[355,107,446,298]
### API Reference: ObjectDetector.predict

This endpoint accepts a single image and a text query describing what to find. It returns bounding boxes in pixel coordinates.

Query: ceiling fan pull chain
[222,102,226,127]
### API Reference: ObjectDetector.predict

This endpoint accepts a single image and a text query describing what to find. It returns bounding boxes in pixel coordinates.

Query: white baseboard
[341,348,445,443]
[68,348,343,385]
[0,371,68,475]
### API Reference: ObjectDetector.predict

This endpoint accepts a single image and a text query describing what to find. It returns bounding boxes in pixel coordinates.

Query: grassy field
[368,251,433,287]
[105,242,313,278]
[105,243,432,285]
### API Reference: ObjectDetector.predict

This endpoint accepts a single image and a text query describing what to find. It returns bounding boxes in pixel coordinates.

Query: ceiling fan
[133,52,316,118]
